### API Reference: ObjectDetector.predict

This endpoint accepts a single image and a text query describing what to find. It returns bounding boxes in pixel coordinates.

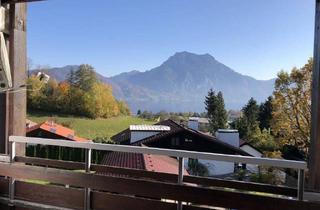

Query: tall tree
[258,96,273,130]
[242,97,260,129]
[67,68,76,86]
[231,97,260,139]
[205,89,227,134]
[74,64,98,91]
[230,117,248,139]
[216,91,228,129]
[272,59,312,154]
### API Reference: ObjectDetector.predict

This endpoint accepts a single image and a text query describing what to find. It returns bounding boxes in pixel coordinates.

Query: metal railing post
[84,148,92,210]
[9,141,16,207]
[177,157,184,210]
[298,169,305,200]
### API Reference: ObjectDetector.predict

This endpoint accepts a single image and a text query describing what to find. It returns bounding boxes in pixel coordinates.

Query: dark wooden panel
[92,191,211,210]
[15,156,297,197]
[0,93,8,154]
[0,203,9,210]
[184,175,297,197]
[0,163,319,210]
[0,177,9,195]
[92,191,177,210]
[16,156,85,170]
[15,181,84,210]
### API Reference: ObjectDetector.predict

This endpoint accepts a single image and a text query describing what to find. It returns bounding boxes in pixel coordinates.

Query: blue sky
[28,0,315,80]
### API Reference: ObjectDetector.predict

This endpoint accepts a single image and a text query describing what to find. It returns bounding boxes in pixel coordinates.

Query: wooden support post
[310,0,320,191]
[7,2,27,156]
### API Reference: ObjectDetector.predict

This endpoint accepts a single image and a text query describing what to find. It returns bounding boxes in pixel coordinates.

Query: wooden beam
[7,3,27,156]
[309,0,320,191]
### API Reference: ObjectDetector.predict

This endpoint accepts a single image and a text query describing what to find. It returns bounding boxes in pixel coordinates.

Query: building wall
[185,158,235,176]
[215,131,239,147]
[187,120,199,130]
[240,145,262,173]
[130,131,160,144]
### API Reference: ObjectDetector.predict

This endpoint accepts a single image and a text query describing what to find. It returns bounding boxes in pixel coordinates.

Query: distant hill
[31,52,275,112]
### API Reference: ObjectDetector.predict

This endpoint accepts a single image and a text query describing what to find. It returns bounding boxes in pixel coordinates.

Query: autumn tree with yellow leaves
[272,59,312,155]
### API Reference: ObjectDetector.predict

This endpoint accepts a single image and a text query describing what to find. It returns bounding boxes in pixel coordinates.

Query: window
[171,137,180,146]
[185,138,192,143]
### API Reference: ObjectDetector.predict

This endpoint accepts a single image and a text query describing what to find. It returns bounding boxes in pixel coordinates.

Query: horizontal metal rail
[9,136,307,170]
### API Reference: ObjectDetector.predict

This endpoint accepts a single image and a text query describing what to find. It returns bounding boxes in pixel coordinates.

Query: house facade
[110,119,250,176]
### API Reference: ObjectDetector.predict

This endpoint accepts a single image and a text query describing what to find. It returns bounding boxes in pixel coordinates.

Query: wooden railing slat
[15,156,297,197]
[0,163,318,210]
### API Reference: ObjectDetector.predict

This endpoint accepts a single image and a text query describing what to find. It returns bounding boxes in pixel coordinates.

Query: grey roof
[188,117,209,124]
[129,125,171,131]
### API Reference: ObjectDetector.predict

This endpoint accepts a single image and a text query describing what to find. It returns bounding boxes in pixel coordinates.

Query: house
[109,119,250,176]
[111,124,170,144]
[187,117,209,131]
[26,120,90,142]
[240,139,263,158]
[239,139,263,173]
[26,120,91,161]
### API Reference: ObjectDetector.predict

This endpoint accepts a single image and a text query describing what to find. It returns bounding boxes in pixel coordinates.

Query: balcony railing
[0,136,317,210]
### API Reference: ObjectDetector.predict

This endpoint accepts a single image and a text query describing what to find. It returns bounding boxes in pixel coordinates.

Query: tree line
[204,59,313,160]
[27,64,130,118]
[231,59,312,160]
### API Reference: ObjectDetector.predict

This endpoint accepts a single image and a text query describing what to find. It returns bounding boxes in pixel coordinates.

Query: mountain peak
[172,51,215,60]
[162,52,217,71]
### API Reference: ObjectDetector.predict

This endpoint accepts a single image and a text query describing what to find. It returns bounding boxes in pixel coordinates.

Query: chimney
[215,129,239,147]
[188,117,199,131]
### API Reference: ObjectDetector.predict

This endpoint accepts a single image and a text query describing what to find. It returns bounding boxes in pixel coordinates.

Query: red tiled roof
[102,152,145,170]
[143,153,188,175]
[102,148,189,175]
[26,121,90,142]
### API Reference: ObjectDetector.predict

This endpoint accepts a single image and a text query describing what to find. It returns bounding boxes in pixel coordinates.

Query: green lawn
[27,111,155,140]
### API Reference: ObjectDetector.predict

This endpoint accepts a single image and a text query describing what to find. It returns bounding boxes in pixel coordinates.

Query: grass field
[27,111,156,140]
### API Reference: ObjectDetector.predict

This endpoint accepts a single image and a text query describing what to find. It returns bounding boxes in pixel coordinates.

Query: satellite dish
[0,32,11,90]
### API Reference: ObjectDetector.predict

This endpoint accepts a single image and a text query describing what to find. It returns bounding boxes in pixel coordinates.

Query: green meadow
[28,111,155,140]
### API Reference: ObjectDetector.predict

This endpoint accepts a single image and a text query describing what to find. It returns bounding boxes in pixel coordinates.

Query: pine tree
[258,96,273,130]
[74,64,98,91]
[242,97,260,129]
[205,89,227,134]
[216,91,228,129]
[67,68,76,86]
